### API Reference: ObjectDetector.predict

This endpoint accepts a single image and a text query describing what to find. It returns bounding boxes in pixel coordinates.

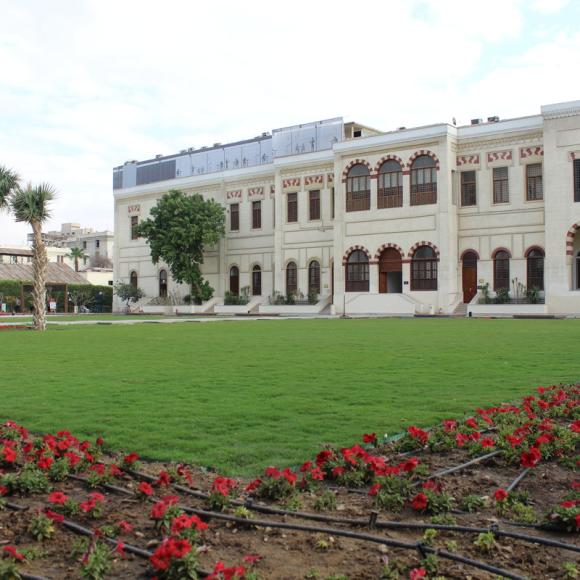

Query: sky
[1,0,579,244]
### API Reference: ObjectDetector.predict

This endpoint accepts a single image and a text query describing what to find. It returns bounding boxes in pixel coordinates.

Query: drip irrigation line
[68,474,134,496]
[180,506,526,580]
[120,469,580,554]
[506,468,531,492]
[21,575,49,580]
[415,450,500,484]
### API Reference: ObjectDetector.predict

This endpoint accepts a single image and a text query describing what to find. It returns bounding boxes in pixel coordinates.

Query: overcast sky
[1,0,579,244]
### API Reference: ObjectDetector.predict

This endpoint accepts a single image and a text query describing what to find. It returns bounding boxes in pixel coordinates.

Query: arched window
[286,262,297,296]
[229,266,239,295]
[526,248,544,291]
[308,261,320,294]
[252,265,262,296]
[130,271,138,289]
[493,250,510,291]
[346,164,370,212]
[576,251,580,290]
[411,246,438,291]
[410,155,437,206]
[159,270,168,298]
[378,160,403,208]
[345,250,369,292]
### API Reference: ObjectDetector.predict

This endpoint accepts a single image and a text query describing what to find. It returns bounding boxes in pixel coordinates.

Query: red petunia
[494,488,508,502]
[412,492,428,511]
[117,520,133,533]
[368,483,381,496]
[402,457,419,473]
[245,479,262,493]
[115,541,126,559]
[521,446,542,468]
[156,470,171,487]
[409,567,427,579]
[139,481,154,496]
[2,446,17,463]
[363,433,377,445]
[571,420,580,433]
[123,452,139,464]
[44,509,65,523]
[48,491,68,505]
[3,546,24,561]
[242,554,262,564]
[465,418,479,430]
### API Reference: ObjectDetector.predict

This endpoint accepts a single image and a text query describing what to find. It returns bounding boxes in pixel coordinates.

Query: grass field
[0,314,165,323]
[1,318,579,475]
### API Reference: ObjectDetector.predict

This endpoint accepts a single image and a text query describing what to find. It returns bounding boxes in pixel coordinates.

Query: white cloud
[0,0,578,243]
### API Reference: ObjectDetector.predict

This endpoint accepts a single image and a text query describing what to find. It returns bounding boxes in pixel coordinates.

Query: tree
[137,189,225,303]
[0,166,20,210]
[11,182,56,331]
[113,282,145,311]
[68,247,86,272]
[90,254,113,269]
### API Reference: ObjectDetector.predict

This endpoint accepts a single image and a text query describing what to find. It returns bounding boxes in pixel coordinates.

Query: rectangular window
[130,216,139,240]
[574,159,580,202]
[287,192,298,222]
[460,171,477,206]
[309,190,320,220]
[96,239,100,248]
[526,163,543,201]
[331,187,335,219]
[252,201,261,229]
[493,166,509,204]
[230,203,239,231]
[83,240,88,249]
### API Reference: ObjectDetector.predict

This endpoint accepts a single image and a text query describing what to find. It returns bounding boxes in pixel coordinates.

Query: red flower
[0,486,8,496]
[300,461,313,472]
[2,446,17,463]
[576,514,580,529]
[115,541,126,559]
[309,467,325,481]
[48,491,68,505]
[412,492,428,511]
[571,420,580,433]
[368,483,381,496]
[156,470,171,487]
[3,546,24,561]
[212,476,238,497]
[465,417,479,430]
[363,433,377,444]
[331,466,345,477]
[150,538,192,571]
[264,466,280,479]
[171,514,208,535]
[44,508,65,523]
[402,457,419,472]
[443,419,457,432]
[117,520,133,533]
[151,501,168,520]
[281,468,297,486]
[96,436,104,446]
[480,437,495,448]
[315,450,333,467]
[123,452,139,465]
[242,554,262,564]
[560,500,577,508]
[494,488,508,502]
[245,479,262,493]
[409,567,427,579]
[521,446,542,468]
[407,426,429,444]
[139,481,154,496]
[37,456,53,470]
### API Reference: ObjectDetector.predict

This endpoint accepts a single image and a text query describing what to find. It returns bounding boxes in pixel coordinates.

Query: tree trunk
[31,221,47,331]
[74,257,79,272]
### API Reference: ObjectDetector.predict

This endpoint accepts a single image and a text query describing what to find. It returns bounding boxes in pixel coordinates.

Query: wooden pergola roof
[0,263,87,285]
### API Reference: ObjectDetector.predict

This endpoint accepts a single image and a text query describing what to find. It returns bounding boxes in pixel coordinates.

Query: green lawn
[1,318,579,475]
[0,314,165,323]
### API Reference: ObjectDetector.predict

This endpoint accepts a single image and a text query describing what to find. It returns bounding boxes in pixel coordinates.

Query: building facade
[113,100,580,316]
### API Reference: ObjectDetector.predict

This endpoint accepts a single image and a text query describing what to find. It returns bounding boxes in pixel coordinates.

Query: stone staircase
[452,302,468,317]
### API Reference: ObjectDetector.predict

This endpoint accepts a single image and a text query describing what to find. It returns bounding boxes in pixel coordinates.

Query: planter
[468,303,547,317]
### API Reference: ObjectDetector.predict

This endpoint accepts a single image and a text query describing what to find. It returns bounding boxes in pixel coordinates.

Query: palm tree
[0,166,20,209]
[68,247,86,272]
[11,182,57,331]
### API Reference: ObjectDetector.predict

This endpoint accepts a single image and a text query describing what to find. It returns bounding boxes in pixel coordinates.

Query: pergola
[0,263,88,313]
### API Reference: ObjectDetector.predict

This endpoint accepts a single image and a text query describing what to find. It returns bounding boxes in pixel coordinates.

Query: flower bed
[0,384,578,579]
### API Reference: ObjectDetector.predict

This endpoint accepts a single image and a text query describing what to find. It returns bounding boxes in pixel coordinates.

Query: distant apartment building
[28,223,115,268]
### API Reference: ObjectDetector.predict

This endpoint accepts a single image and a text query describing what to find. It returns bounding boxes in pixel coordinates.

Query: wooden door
[462,252,478,303]
[378,248,402,293]
[230,266,239,295]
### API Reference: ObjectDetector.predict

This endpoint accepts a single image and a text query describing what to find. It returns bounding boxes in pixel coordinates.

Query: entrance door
[462,252,478,303]
[229,266,239,295]
[330,261,334,304]
[378,248,402,293]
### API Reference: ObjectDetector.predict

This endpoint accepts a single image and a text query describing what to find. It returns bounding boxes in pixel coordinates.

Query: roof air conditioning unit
[155,154,163,158]
[487,116,500,123]
[471,119,482,125]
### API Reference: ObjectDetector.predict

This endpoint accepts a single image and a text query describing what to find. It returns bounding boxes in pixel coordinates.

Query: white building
[31,223,115,269]
[113,100,580,316]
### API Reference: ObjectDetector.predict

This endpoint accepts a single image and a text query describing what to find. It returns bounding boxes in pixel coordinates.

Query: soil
[1,396,578,579]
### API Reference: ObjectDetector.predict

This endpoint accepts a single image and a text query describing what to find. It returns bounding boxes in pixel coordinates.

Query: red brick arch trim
[460,249,480,261]
[374,155,405,174]
[524,245,545,258]
[566,223,580,256]
[341,159,373,182]
[407,150,440,171]
[491,247,512,259]
[407,242,440,260]
[374,243,405,261]
[342,245,374,265]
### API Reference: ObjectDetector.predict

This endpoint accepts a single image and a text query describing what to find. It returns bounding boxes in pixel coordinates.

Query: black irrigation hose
[4,501,212,578]
[506,468,531,492]
[21,575,50,580]
[180,506,526,580]
[68,474,135,496]
[415,450,501,484]
[128,469,580,554]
